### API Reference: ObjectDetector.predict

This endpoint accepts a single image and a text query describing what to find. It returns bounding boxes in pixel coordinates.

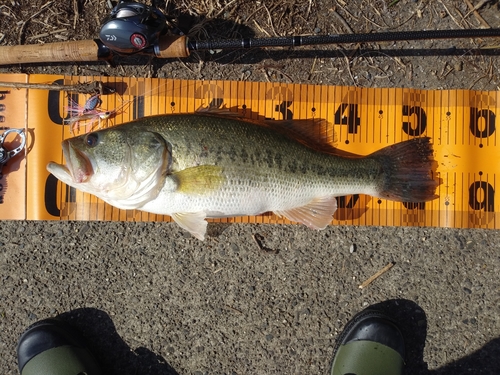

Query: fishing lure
[65,110,115,134]
[82,93,102,113]
[65,95,131,134]
[66,94,102,116]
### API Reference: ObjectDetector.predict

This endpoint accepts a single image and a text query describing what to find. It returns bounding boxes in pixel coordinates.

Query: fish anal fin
[274,196,337,230]
[173,165,224,195]
[171,212,208,241]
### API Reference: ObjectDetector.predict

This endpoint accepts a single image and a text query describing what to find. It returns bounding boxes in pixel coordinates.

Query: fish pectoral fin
[172,165,224,195]
[274,196,337,230]
[171,212,208,241]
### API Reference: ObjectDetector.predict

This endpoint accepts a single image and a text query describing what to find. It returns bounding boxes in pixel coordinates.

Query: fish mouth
[62,141,94,183]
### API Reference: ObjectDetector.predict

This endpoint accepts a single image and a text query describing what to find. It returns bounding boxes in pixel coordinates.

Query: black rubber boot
[330,309,405,375]
[17,318,102,375]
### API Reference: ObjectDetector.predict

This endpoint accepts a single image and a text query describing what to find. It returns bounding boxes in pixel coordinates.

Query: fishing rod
[1,0,500,66]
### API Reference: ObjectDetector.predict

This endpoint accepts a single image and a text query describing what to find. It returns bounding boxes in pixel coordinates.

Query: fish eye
[85,133,99,147]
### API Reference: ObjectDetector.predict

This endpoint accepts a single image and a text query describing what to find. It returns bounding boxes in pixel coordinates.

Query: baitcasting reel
[99,1,168,54]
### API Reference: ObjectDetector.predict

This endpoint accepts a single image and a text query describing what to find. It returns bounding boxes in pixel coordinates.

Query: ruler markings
[3,75,500,229]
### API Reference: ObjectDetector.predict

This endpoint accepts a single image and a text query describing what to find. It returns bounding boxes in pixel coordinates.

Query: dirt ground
[0,1,500,375]
[1,0,500,88]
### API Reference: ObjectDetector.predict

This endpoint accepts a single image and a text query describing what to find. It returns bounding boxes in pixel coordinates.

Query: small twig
[358,262,395,289]
[176,58,196,74]
[343,55,357,86]
[225,305,243,314]
[253,20,271,37]
[360,13,385,29]
[308,57,317,80]
[0,81,112,95]
[17,1,54,44]
[306,0,313,19]
[463,0,490,29]
[438,0,464,28]
[468,73,488,90]
[73,0,78,29]
[213,0,238,19]
[241,5,264,25]
[335,2,358,22]
[332,8,353,34]
[263,4,279,37]
[26,28,67,42]
[260,68,271,82]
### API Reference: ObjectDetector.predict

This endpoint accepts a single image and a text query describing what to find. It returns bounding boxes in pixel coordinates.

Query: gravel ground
[0,1,499,374]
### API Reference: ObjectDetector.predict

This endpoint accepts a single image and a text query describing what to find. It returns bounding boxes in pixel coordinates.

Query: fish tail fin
[371,137,438,202]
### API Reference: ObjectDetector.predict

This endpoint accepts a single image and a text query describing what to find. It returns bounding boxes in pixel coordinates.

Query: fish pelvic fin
[172,165,225,195]
[274,196,337,229]
[171,212,208,241]
[371,137,439,202]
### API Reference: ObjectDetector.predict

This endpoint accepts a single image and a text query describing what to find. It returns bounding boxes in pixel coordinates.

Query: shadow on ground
[56,301,499,375]
[58,308,178,375]
[370,299,499,375]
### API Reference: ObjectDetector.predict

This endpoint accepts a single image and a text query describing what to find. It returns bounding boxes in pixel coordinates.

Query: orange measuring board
[0,74,498,229]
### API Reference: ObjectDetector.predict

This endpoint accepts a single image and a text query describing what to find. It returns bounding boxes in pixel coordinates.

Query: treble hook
[0,128,26,172]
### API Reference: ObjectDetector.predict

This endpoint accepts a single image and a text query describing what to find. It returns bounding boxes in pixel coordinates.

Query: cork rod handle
[154,35,190,59]
[0,40,106,65]
[0,36,190,66]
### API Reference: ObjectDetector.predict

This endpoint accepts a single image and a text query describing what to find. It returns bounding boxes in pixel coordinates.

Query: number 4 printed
[334,91,360,134]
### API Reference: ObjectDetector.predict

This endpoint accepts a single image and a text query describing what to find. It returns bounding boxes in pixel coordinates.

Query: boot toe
[17,318,101,375]
[331,310,405,375]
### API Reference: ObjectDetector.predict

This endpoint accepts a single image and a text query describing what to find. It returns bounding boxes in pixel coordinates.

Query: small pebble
[349,244,356,253]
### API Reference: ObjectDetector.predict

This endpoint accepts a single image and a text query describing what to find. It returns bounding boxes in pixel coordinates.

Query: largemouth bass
[47,113,438,240]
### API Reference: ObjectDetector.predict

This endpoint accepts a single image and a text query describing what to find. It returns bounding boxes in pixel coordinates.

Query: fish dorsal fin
[266,119,338,153]
[195,105,241,117]
[196,106,344,156]
[196,105,342,154]
[171,212,208,241]
[274,196,338,230]
[172,165,225,195]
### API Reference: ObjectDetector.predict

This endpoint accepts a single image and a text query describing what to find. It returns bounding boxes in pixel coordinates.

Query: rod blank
[187,28,500,51]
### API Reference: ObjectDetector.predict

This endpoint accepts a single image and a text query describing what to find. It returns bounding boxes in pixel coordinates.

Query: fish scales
[47,112,438,240]
[133,115,382,213]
